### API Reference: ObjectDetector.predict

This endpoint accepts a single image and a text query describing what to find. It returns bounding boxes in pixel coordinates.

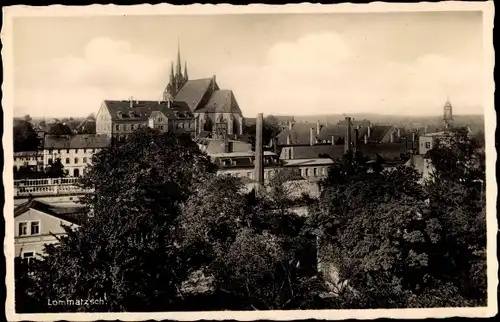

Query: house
[14,199,85,262]
[197,138,252,156]
[14,151,44,172]
[212,151,280,181]
[95,99,196,142]
[43,134,111,177]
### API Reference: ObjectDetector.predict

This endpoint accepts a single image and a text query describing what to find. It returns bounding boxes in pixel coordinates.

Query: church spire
[176,37,182,78]
[184,61,188,80]
[169,61,175,84]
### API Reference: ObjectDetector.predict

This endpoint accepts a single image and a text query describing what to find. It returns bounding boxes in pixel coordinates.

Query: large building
[96,44,245,140]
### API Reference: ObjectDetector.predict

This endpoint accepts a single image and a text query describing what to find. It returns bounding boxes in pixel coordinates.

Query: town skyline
[13,11,484,118]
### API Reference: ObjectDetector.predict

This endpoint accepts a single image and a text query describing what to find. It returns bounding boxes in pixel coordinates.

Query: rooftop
[282,158,335,167]
[14,199,86,225]
[44,134,111,150]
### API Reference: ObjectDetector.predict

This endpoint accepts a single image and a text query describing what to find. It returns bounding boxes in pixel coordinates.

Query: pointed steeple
[176,37,182,78]
[184,61,188,80]
[169,61,175,84]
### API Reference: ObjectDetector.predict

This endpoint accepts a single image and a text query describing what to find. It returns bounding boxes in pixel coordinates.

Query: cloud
[217,32,483,117]
[15,37,170,117]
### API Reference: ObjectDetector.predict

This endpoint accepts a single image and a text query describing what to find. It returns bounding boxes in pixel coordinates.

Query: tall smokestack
[288,121,293,131]
[316,120,321,135]
[368,124,371,138]
[310,128,315,146]
[223,127,230,153]
[364,134,368,144]
[390,130,395,143]
[254,113,264,186]
[345,117,352,153]
[286,134,291,145]
[354,128,359,152]
[331,135,335,145]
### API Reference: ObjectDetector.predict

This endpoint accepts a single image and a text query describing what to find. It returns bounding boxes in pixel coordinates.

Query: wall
[43,148,102,177]
[14,208,78,257]
[96,102,112,135]
[419,136,434,155]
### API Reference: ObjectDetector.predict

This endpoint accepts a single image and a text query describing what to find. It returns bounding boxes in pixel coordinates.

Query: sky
[12,11,484,118]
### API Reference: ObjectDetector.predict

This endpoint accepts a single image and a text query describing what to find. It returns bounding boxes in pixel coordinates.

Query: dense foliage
[13,120,40,152]
[15,127,487,312]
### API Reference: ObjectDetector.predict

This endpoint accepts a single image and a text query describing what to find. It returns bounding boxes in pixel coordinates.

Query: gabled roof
[44,134,111,150]
[174,78,217,112]
[197,90,242,114]
[368,125,393,142]
[317,125,368,142]
[14,199,85,225]
[103,100,191,122]
[276,123,320,145]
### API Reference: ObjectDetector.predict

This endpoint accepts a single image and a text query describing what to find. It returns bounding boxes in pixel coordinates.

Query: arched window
[73,168,80,177]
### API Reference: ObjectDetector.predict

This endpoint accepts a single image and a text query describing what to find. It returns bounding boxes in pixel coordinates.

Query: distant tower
[163,38,188,100]
[443,98,453,129]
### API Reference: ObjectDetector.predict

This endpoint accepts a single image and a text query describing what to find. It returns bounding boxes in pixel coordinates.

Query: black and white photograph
[3,2,496,320]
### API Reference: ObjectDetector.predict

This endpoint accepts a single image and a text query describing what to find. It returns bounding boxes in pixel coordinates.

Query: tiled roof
[197,90,243,114]
[317,125,368,142]
[104,100,191,122]
[44,134,111,150]
[276,123,320,145]
[14,199,85,225]
[368,125,393,142]
[174,78,217,112]
[288,142,408,161]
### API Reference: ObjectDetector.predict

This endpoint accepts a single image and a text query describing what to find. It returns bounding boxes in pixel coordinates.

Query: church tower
[163,38,188,101]
[443,98,453,129]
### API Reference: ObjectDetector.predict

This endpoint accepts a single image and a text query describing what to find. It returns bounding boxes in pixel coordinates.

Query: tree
[44,158,67,178]
[13,120,39,152]
[308,135,487,308]
[178,170,326,310]
[48,122,73,136]
[24,114,32,122]
[23,128,217,312]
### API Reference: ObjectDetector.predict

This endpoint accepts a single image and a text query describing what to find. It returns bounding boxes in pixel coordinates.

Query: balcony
[14,178,91,197]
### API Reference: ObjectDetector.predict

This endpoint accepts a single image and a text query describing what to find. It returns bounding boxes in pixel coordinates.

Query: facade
[14,199,84,260]
[14,151,44,172]
[212,151,280,181]
[281,158,334,181]
[43,134,111,177]
[95,99,196,141]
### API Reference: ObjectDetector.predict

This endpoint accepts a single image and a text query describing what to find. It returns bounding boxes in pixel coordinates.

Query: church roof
[287,142,408,161]
[174,78,217,112]
[197,90,242,114]
[104,100,191,122]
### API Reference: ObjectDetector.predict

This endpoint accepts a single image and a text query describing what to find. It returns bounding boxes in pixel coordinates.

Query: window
[73,169,80,177]
[83,149,87,153]
[131,124,135,130]
[66,149,70,154]
[116,124,120,131]
[30,221,40,235]
[305,168,310,176]
[65,158,70,164]
[159,125,164,130]
[74,158,79,164]
[83,157,87,163]
[425,142,431,149]
[247,172,252,178]
[159,118,163,122]
[18,222,28,236]
[22,252,35,264]
[313,168,318,176]
[234,173,240,177]
[48,158,53,164]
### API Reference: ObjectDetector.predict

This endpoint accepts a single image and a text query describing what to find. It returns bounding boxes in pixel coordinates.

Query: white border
[2,2,497,321]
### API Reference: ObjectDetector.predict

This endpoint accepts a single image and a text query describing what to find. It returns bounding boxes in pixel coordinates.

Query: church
[96,44,245,141]
[163,45,245,137]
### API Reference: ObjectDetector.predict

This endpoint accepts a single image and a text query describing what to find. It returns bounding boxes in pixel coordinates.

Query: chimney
[316,120,321,135]
[254,113,264,186]
[367,124,371,138]
[364,134,368,144]
[424,125,428,134]
[288,121,293,131]
[309,128,315,146]
[390,130,395,143]
[167,100,171,109]
[129,99,133,108]
[223,128,230,153]
[345,117,352,153]
[397,128,401,138]
[412,132,416,142]
[331,135,335,145]
[286,134,291,145]
[354,128,359,152]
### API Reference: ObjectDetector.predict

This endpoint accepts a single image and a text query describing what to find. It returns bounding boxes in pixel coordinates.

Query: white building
[43,134,111,177]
